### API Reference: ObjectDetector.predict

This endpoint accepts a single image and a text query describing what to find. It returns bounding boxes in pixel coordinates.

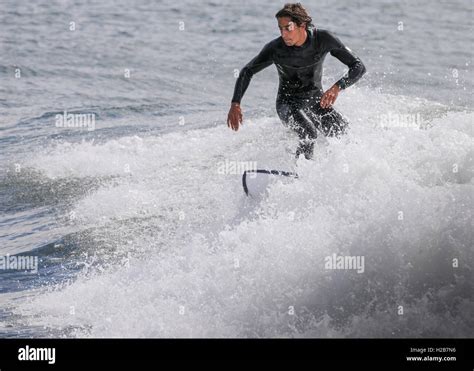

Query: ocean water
[0,0,472,338]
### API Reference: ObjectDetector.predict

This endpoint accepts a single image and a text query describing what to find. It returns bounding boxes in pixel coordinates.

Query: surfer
[227,3,366,159]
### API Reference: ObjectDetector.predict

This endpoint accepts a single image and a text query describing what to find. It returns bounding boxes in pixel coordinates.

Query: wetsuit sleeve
[321,31,366,90]
[231,42,274,104]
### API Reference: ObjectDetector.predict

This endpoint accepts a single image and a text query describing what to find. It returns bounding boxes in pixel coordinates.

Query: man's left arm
[320,31,366,108]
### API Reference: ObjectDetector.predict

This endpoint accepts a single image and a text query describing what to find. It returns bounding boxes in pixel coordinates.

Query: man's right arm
[231,42,274,104]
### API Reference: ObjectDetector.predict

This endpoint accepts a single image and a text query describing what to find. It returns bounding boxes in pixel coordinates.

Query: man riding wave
[227,3,366,159]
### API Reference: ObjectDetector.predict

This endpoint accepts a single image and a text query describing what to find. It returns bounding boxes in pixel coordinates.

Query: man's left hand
[320,84,341,109]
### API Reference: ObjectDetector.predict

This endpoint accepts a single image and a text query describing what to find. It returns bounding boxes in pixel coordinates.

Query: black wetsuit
[231,27,366,159]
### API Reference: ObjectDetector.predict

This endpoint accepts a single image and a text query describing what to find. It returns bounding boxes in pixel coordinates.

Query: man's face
[278,17,305,46]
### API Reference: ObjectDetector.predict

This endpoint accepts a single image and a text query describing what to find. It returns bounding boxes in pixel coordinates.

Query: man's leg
[308,103,349,138]
[291,109,318,159]
[276,97,319,160]
[293,99,350,158]
[276,94,349,159]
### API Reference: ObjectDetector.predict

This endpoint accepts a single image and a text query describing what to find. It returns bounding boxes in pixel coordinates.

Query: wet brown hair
[275,3,313,29]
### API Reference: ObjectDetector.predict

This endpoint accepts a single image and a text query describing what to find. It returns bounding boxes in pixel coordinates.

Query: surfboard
[242,169,298,197]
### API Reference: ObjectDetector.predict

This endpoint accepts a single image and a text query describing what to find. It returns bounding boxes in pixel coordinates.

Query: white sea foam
[14,88,473,337]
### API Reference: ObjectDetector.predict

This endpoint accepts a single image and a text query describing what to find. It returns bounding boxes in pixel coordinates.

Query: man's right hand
[227,103,243,131]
